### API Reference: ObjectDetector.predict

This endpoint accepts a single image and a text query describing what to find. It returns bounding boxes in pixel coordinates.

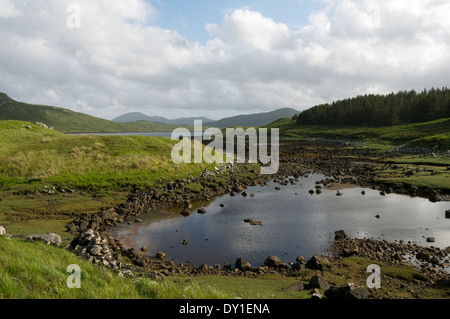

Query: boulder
[197,208,206,214]
[264,255,283,268]
[426,237,435,243]
[306,255,330,270]
[0,226,6,236]
[147,271,165,281]
[308,274,330,290]
[235,258,252,270]
[155,252,166,260]
[446,210,450,219]
[26,233,62,246]
[334,230,347,240]
[324,283,369,299]
[416,251,430,261]
[284,280,305,291]
[180,208,191,217]
[118,269,134,278]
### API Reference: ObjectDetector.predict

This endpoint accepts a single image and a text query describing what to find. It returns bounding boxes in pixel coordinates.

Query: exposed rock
[445,210,450,219]
[197,208,206,214]
[334,230,347,240]
[180,208,191,217]
[244,218,253,223]
[155,252,166,260]
[118,269,134,278]
[311,292,323,299]
[308,274,330,290]
[284,280,305,291]
[306,255,330,270]
[35,122,54,130]
[426,237,435,243]
[147,271,165,281]
[0,226,6,236]
[264,255,283,268]
[250,220,262,226]
[324,283,369,299]
[26,233,62,246]
[235,258,251,270]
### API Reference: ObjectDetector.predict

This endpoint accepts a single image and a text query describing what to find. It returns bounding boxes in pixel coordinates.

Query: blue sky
[150,0,323,43]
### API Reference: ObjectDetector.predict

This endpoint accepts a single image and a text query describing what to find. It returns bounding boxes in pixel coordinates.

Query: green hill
[0,93,186,133]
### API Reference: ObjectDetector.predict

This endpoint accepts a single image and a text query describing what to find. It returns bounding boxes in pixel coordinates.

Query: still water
[113,173,450,267]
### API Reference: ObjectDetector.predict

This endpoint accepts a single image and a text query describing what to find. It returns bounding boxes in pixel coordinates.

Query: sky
[0,0,449,121]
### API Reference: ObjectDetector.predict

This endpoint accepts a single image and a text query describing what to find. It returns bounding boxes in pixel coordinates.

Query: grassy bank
[270,117,450,149]
[0,236,229,299]
[1,236,448,299]
[0,121,214,239]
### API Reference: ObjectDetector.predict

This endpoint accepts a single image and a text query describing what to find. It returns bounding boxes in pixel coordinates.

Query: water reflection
[113,173,450,267]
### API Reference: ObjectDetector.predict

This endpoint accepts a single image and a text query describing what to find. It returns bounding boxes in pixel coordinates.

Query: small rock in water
[426,237,435,243]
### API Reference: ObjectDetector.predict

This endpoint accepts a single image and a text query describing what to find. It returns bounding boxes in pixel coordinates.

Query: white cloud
[0,0,449,120]
[0,0,22,18]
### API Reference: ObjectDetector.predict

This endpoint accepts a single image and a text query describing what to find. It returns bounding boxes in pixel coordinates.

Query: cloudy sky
[1,0,449,120]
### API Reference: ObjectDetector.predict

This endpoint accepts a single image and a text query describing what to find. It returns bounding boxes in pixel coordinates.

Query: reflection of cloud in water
[124,173,450,266]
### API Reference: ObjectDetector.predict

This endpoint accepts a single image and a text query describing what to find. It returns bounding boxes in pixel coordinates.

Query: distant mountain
[205,108,300,128]
[0,93,186,133]
[113,112,214,127]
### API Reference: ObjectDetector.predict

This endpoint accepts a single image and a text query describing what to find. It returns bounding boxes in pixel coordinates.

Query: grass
[0,236,229,299]
[1,237,448,300]
[0,94,188,133]
[0,121,216,238]
[268,117,450,149]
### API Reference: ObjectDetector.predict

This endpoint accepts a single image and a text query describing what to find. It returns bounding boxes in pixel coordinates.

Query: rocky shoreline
[60,139,450,298]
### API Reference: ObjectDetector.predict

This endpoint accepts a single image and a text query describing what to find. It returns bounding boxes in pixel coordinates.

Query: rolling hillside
[205,107,299,128]
[112,112,214,126]
[0,93,186,133]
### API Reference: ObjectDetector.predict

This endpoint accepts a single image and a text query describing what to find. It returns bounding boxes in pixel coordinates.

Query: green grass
[0,94,188,133]
[384,266,428,282]
[0,121,213,191]
[0,120,216,238]
[268,117,450,148]
[0,236,229,299]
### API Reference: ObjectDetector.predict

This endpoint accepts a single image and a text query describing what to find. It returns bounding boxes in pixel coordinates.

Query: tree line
[296,87,450,126]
